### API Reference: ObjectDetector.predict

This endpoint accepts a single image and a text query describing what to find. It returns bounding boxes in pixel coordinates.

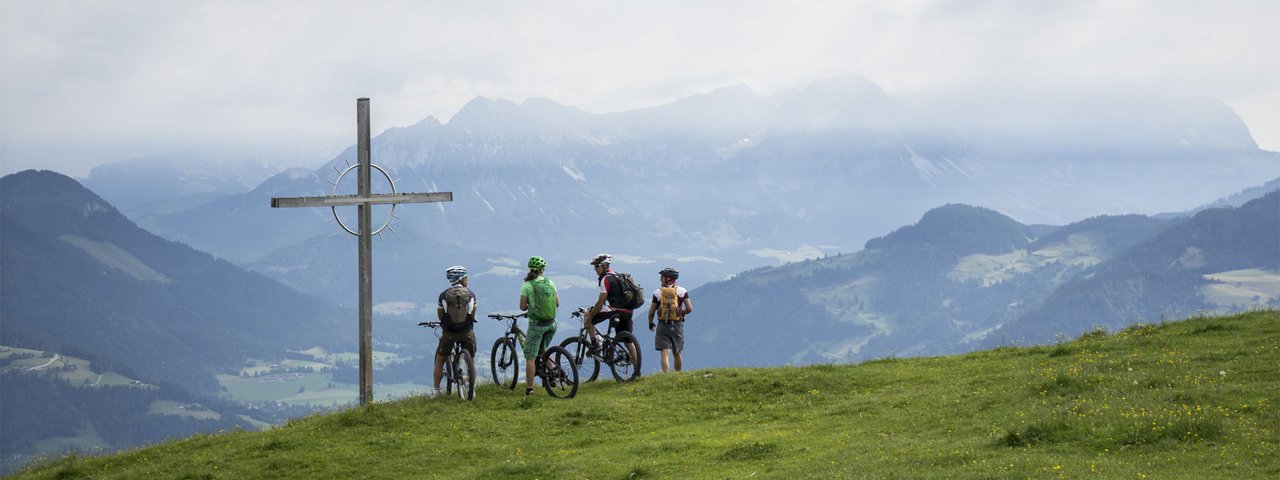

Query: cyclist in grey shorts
[647,267,692,373]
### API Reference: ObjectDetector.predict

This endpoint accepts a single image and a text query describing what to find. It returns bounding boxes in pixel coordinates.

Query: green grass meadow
[14,310,1278,479]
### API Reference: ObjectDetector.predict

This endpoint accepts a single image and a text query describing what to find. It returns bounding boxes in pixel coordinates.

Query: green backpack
[527,276,557,322]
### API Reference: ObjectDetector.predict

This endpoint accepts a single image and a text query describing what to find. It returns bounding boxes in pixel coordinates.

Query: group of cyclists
[430,253,694,398]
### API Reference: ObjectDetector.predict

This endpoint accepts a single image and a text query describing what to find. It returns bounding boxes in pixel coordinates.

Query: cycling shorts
[592,310,633,334]
[524,321,557,360]
[437,330,477,358]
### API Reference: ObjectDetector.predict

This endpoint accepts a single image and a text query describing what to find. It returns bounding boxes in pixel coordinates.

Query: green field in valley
[146,401,222,421]
[1201,269,1280,309]
[1,346,149,389]
[220,351,433,407]
[217,373,351,406]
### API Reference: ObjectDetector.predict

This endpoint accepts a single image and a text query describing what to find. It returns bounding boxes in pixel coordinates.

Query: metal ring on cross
[331,163,397,236]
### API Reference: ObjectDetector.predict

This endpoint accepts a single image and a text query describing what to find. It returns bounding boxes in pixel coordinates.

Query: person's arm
[519,282,530,312]
[438,292,446,321]
[647,297,657,329]
[682,295,693,317]
[555,291,561,308]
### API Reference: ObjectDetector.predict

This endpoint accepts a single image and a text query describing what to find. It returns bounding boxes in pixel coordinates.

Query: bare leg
[433,354,445,390]
[673,351,683,372]
[525,359,536,391]
[660,349,671,373]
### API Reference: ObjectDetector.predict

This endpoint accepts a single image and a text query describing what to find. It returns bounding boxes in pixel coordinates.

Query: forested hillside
[685,192,1278,365]
[0,373,249,463]
[685,204,1174,365]
[0,345,328,475]
[995,190,1280,344]
[1,170,351,395]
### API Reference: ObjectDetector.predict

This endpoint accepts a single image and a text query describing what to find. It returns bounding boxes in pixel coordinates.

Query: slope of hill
[1156,175,1280,218]
[994,190,1280,345]
[0,170,351,395]
[12,310,1278,479]
[686,204,1176,367]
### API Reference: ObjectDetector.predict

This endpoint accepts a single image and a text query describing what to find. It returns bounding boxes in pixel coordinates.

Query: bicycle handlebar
[417,321,441,328]
[487,312,527,320]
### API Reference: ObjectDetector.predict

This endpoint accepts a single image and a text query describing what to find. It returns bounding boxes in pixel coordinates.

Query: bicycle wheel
[541,346,578,399]
[558,337,600,383]
[608,331,642,382]
[490,337,519,389]
[453,349,476,400]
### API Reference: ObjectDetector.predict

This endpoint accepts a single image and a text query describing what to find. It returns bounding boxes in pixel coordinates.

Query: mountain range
[83,77,1280,312]
[80,141,345,220]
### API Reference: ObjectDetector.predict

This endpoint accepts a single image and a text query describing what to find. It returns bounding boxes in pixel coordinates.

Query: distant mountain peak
[445,96,591,133]
[918,203,1010,224]
[771,76,905,130]
[1,170,122,225]
[406,115,443,130]
[865,203,1032,255]
[448,96,520,127]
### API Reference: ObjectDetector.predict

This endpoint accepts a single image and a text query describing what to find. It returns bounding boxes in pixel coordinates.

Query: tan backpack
[657,286,682,321]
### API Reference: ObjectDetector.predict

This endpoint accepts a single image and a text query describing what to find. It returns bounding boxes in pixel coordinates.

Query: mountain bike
[560,307,642,382]
[488,312,526,389]
[417,321,475,400]
[534,341,579,399]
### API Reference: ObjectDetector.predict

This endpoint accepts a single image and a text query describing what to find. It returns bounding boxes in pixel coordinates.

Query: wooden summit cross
[271,98,452,405]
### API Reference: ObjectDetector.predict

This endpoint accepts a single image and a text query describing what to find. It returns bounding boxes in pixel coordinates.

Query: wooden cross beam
[271,98,452,405]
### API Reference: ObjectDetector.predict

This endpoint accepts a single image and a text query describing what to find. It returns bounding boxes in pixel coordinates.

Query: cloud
[2,0,1277,176]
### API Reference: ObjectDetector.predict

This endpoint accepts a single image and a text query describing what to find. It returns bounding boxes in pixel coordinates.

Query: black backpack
[605,273,645,310]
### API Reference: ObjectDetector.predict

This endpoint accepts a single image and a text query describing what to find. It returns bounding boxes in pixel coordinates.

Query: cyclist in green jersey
[519,256,560,397]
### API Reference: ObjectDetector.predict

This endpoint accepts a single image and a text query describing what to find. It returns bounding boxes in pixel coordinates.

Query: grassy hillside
[14,310,1278,479]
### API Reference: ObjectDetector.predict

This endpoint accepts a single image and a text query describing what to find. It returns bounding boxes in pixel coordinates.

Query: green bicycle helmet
[527,256,547,270]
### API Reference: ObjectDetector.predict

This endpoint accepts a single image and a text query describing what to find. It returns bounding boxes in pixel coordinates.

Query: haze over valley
[3,1,1279,473]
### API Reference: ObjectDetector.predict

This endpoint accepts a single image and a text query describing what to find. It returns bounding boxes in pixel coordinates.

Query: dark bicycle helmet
[528,256,547,270]
[590,253,612,266]
[659,267,679,280]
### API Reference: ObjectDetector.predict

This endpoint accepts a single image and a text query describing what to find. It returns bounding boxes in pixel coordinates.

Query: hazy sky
[2,0,1277,177]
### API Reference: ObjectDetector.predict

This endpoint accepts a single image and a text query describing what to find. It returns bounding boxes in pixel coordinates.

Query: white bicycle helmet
[590,253,612,266]
[445,265,468,283]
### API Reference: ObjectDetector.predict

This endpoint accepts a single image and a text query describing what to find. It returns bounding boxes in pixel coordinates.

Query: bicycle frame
[564,307,641,382]
[488,313,526,389]
[488,311,578,398]
[417,321,476,400]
